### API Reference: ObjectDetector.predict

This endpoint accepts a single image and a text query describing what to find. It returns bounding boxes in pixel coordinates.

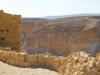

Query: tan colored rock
[27,54,37,66]
[96,62,100,68]
[6,52,11,58]
[0,50,2,56]
[9,58,16,65]
[38,54,44,66]
[86,67,91,73]
[58,52,100,75]
[13,52,19,60]
[96,52,100,57]
[44,55,50,66]
[91,68,99,75]
[20,60,25,67]
[1,56,6,62]
[0,10,21,51]
[78,72,85,75]
[11,51,15,58]
[25,62,31,67]
[0,51,6,57]
[15,59,20,66]
[18,53,26,61]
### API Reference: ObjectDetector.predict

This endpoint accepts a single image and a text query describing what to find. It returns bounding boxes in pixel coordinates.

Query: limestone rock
[27,54,38,66]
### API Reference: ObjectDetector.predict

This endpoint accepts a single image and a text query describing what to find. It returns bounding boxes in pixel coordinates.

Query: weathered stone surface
[0,10,21,51]
[58,52,100,75]
[37,54,44,66]
[15,59,20,66]
[11,51,15,58]
[6,52,11,58]
[0,50,100,75]
[25,62,31,67]
[20,60,25,67]
[27,54,38,66]
[18,53,26,61]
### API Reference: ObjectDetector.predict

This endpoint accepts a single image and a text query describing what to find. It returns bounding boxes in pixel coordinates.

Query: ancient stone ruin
[0,50,100,75]
[0,10,100,75]
[0,10,21,51]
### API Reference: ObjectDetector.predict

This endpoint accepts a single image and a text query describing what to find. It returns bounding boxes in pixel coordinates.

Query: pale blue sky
[0,0,100,17]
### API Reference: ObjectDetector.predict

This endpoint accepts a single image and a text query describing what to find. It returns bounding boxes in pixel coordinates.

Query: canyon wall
[21,17,100,56]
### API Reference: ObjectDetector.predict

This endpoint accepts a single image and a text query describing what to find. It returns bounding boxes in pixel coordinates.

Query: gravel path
[0,61,59,75]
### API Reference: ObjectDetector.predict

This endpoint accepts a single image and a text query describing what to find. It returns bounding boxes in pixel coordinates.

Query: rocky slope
[21,16,100,56]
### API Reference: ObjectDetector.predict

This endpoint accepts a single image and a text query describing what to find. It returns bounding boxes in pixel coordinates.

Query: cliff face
[21,17,100,56]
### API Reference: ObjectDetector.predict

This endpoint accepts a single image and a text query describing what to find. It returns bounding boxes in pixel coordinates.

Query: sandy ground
[0,61,59,75]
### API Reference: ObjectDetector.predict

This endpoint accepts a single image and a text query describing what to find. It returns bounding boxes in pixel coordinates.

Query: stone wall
[0,50,63,71]
[0,10,21,51]
[0,49,100,75]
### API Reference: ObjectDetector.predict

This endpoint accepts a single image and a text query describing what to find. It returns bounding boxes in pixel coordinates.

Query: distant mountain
[21,18,48,22]
[42,13,100,19]
[22,13,100,20]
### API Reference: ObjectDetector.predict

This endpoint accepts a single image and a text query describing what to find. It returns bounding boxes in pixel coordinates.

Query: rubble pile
[59,52,100,75]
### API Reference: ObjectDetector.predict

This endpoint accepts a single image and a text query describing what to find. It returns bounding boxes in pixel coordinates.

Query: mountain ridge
[22,13,100,19]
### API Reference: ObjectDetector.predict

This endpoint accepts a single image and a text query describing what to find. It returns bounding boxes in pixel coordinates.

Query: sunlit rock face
[21,17,100,56]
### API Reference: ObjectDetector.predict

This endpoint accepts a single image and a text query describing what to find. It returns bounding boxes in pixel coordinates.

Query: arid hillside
[21,16,100,56]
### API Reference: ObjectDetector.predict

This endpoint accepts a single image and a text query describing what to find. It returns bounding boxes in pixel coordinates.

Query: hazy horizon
[0,0,100,17]
[22,13,100,18]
